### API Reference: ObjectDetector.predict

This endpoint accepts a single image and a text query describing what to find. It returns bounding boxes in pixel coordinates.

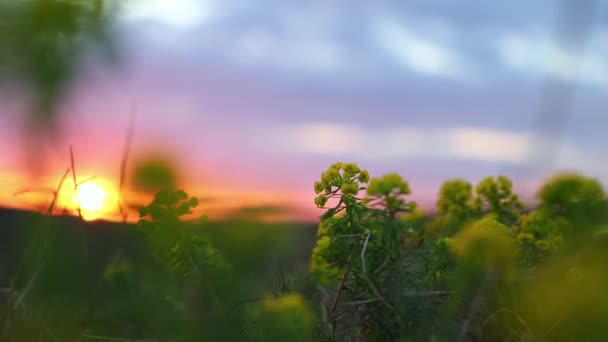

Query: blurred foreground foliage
[0,0,118,127]
[132,158,178,194]
[309,166,608,341]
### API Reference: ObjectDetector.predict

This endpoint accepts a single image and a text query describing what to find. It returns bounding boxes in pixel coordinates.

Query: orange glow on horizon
[0,167,319,223]
[47,178,119,221]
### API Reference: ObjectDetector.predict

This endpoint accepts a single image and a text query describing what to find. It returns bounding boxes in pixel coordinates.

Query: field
[1,1,607,340]
[0,207,318,341]
[2,166,608,341]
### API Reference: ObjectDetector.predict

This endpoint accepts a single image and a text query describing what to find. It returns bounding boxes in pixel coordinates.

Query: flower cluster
[517,211,565,256]
[367,173,410,197]
[365,173,415,217]
[517,232,535,244]
[313,162,370,208]
[474,176,524,225]
[534,240,551,250]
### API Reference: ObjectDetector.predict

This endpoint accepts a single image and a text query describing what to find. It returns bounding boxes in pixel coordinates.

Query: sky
[0,0,607,222]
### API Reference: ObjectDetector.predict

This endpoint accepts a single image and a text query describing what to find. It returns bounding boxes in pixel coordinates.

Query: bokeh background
[1,0,606,222]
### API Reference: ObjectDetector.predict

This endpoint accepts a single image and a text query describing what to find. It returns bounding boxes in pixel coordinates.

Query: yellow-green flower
[340,182,359,196]
[359,170,370,183]
[314,195,328,208]
[321,168,340,184]
[517,232,535,244]
[451,217,517,267]
[314,181,324,194]
[343,163,360,177]
[367,173,410,196]
[333,162,345,170]
[535,239,550,251]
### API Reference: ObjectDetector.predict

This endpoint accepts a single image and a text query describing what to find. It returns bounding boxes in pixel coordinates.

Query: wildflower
[340,182,359,196]
[358,170,370,183]
[343,163,360,177]
[321,168,340,184]
[315,195,328,208]
[366,178,384,196]
[367,173,410,196]
[517,232,535,245]
[333,162,345,170]
[314,181,324,194]
[451,217,517,267]
[534,239,550,251]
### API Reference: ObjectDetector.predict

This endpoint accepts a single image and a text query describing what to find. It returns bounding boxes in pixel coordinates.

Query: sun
[76,182,107,213]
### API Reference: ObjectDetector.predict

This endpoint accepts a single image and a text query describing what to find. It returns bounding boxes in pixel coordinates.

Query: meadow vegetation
[1,1,607,340]
[1,162,607,341]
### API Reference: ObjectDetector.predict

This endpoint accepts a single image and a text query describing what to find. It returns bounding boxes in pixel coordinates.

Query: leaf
[320,208,337,221]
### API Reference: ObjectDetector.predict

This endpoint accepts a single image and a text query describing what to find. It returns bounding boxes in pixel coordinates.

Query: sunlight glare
[76,182,107,213]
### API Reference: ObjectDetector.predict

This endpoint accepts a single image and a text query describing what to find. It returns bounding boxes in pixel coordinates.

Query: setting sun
[77,182,107,212]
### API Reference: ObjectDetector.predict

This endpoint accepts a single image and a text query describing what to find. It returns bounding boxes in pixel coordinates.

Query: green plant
[246,293,315,342]
[310,163,442,340]
[138,189,227,278]
[474,176,523,226]
[435,179,476,234]
[537,173,606,232]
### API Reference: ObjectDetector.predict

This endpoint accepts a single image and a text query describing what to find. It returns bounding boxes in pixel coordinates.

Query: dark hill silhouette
[0,207,317,290]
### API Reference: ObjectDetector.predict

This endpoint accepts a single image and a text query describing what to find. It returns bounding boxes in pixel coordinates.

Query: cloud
[498,32,608,87]
[372,16,475,79]
[499,35,536,69]
[556,144,608,177]
[262,122,602,174]
[263,121,607,179]
[444,128,528,163]
[277,123,366,155]
[271,123,431,160]
[266,122,527,163]
[232,30,344,71]
[122,0,214,30]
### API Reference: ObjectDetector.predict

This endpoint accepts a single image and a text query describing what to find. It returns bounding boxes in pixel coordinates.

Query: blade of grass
[70,145,82,218]
[118,101,136,222]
